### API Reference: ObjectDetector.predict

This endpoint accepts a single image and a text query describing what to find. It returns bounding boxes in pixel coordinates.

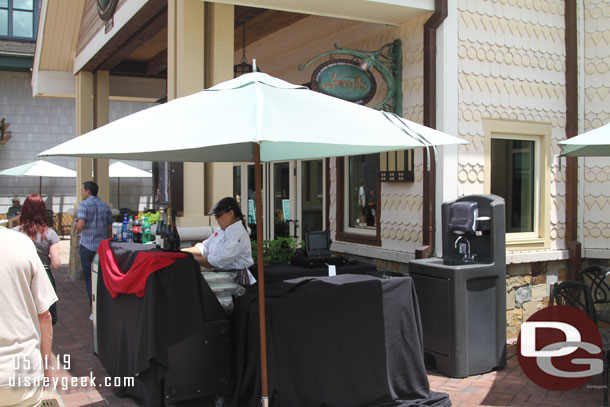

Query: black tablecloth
[96,243,226,406]
[231,274,451,407]
[263,261,377,283]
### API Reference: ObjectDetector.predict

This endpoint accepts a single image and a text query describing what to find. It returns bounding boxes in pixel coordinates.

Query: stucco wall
[581,0,610,255]
[0,71,154,215]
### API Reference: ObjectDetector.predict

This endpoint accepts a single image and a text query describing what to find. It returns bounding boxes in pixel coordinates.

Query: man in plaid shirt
[75,181,113,317]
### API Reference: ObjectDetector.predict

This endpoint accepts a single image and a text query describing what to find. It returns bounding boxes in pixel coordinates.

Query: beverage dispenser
[442,195,504,267]
[409,194,506,378]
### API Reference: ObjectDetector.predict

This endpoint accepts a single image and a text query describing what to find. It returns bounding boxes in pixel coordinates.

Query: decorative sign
[97,0,118,22]
[248,199,256,224]
[311,59,376,104]
[282,199,291,221]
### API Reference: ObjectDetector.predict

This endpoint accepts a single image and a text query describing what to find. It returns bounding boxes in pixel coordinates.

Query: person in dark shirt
[13,194,61,325]
[7,198,21,228]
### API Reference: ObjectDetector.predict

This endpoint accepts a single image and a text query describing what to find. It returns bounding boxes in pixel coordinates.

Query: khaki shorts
[0,385,43,407]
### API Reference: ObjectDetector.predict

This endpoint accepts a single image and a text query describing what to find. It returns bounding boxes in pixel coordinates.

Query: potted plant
[251,237,300,265]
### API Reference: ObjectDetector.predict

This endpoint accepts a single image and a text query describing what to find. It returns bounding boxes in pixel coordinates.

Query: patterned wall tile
[458,0,567,250]
[582,0,610,251]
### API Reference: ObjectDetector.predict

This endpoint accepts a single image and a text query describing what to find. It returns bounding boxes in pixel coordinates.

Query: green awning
[0,55,33,72]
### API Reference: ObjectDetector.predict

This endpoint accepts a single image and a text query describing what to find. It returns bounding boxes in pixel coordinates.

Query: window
[0,0,39,40]
[232,165,241,204]
[380,150,414,182]
[152,162,169,207]
[336,155,381,246]
[491,139,535,233]
[273,162,290,238]
[483,119,551,249]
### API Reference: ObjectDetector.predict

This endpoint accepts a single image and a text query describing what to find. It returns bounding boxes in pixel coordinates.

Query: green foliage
[140,211,160,225]
[252,237,300,265]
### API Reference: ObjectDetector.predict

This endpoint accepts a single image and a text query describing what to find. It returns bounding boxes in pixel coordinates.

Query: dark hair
[232,201,247,230]
[210,197,247,230]
[83,181,99,196]
[19,194,48,241]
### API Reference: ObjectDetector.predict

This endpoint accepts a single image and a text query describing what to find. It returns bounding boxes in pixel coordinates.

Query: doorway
[233,159,325,242]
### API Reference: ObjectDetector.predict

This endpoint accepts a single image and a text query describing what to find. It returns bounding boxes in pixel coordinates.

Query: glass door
[269,161,294,239]
[296,159,325,240]
[232,163,264,241]
[235,160,326,243]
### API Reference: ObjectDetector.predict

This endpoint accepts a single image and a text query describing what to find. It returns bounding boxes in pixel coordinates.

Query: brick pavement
[43,240,606,406]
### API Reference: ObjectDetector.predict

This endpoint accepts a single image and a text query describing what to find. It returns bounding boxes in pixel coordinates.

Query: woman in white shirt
[183,197,254,284]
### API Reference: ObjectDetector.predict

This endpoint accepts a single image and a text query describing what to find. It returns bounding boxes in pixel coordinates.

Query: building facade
[0,0,154,214]
[32,0,610,339]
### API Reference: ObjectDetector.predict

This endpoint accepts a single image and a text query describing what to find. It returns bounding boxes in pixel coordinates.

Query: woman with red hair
[13,194,60,325]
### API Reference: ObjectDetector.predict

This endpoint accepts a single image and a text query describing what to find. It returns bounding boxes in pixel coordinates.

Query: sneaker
[89,313,93,321]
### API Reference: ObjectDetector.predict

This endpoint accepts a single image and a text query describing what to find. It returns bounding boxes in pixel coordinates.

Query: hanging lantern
[234,19,253,78]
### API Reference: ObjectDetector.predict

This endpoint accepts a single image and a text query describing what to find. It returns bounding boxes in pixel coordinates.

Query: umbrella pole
[117,177,121,208]
[254,143,269,406]
[39,176,42,195]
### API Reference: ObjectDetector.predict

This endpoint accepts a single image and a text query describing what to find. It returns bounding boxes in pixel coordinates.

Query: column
[168,0,206,226]
[203,2,234,213]
[435,0,459,257]
[94,70,110,205]
[75,71,93,203]
[168,0,234,226]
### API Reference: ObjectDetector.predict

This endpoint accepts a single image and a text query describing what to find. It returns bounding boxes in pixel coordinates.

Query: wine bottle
[169,208,181,252]
[162,208,171,251]
[155,208,165,248]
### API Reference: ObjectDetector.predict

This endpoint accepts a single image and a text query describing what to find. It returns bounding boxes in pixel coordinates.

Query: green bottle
[141,216,151,244]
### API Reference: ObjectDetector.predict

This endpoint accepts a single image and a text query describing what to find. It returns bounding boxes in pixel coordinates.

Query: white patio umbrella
[39,72,467,405]
[0,160,76,195]
[109,161,152,208]
[559,122,610,157]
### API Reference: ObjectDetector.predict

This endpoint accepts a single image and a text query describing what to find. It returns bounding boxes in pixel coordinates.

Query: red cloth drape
[98,239,188,298]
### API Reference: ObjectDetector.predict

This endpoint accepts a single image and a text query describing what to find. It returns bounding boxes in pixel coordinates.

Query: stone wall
[505,260,568,339]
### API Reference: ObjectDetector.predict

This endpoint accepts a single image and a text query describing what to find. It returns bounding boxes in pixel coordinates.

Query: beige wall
[456,0,567,256]
[581,0,610,255]
[380,15,428,254]
[244,14,427,257]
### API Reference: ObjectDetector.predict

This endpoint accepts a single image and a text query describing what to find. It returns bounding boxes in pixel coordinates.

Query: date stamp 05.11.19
[9,354,134,390]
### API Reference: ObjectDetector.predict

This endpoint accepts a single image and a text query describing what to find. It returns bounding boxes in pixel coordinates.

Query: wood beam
[234,10,307,51]
[146,49,167,75]
[98,8,168,71]
[80,0,166,72]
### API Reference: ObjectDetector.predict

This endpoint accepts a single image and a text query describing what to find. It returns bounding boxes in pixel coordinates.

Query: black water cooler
[409,194,506,378]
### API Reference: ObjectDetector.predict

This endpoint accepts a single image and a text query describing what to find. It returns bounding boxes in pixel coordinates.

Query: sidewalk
[43,240,605,406]
[42,240,138,407]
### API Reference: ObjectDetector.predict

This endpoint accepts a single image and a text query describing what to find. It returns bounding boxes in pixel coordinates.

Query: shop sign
[311,59,376,104]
